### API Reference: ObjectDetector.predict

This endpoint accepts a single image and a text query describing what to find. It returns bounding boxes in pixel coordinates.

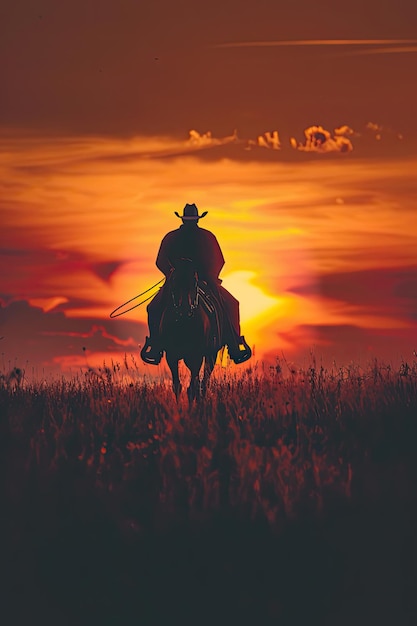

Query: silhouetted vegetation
[1,356,416,625]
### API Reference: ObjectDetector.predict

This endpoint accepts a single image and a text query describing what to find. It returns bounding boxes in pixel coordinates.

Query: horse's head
[169,258,199,320]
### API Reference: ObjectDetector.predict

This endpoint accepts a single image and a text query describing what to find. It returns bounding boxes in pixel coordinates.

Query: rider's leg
[141,292,164,364]
[220,289,240,335]
[218,287,251,364]
[147,296,162,345]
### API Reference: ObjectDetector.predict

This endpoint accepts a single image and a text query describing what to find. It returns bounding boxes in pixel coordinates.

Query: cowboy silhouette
[143,203,251,364]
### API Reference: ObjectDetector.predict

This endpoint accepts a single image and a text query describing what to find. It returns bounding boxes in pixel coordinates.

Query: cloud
[334,125,355,136]
[365,121,404,141]
[91,261,123,282]
[213,39,417,49]
[0,300,146,374]
[0,247,125,304]
[95,129,241,161]
[290,125,353,153]
[1,125,410,190]
[126,129,241,159]
[288,266,417,324]
[184,123,412,158]
[187,129,238,148]
[246,130,281,151]
[336,45,417,58]
[0,129,242,172]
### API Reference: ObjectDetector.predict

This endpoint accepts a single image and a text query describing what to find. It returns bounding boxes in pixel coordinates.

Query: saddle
[140,278,251,366]
[197,281,224,351]
[198,282,251,364]
[140,281,219,366]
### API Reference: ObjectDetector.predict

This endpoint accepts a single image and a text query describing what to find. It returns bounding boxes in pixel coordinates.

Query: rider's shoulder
[197,226,217,239]
[161,228,179,241]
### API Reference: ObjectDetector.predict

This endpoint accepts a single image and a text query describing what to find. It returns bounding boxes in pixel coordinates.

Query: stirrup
[229,336,252,364]
[140,337,163,365]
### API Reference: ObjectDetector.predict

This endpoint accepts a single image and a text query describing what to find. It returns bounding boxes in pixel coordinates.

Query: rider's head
[174,203,208,224]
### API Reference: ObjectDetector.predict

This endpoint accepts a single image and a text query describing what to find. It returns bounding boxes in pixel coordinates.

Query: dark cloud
[0,246,125,295]
[0,300,146,373]
[0,248,29,257]
[394,277,417,300]
[289,266,417,321]
[91,261,123,282]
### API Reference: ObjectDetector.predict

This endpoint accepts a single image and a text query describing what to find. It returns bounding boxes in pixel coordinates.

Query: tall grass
[1,355,417,625]
[2,355,416,529]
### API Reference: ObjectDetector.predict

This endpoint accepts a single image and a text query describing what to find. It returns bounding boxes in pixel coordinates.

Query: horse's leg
[166,352,181,400]
[184,354,203,404]
[201,353,215,398]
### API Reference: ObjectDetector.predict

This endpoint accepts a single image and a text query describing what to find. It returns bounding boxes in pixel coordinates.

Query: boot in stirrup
[228,335,252,364]
[140,336,163,365]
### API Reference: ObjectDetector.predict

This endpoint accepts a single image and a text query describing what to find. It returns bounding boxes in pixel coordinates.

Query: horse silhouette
[142,258,224,402]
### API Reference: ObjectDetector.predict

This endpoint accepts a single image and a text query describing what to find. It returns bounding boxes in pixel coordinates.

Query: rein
[109,278,165,318]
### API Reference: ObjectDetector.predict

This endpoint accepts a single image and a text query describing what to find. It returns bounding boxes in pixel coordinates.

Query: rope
[109,278,165,318]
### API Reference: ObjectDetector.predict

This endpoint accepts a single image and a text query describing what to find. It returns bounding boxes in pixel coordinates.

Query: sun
[221,270,281,325]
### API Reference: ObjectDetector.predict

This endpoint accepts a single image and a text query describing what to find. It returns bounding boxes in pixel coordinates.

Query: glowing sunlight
[221,271,281,325]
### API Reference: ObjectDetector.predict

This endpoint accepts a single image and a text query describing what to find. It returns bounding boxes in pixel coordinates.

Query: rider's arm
[156,234,174,277]
[209,232,225,278]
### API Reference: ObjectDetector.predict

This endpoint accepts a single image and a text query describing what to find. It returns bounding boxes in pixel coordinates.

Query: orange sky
[1,128,416,376]
[1,1,416,377]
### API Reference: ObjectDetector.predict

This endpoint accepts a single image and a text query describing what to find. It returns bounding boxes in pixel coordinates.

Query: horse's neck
[168,270,197,310]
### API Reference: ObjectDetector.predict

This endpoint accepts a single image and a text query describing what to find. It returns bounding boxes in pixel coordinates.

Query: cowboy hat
[174,203,208,220]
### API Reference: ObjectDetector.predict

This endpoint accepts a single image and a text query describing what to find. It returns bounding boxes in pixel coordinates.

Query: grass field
[1,356,417,625]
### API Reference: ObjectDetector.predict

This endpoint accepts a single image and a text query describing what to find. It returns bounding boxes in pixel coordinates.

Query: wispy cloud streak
[336,45,417,57]
[214,39,417,48]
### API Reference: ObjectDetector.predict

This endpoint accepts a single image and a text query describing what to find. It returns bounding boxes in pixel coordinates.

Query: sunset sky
[1,0,416,377]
